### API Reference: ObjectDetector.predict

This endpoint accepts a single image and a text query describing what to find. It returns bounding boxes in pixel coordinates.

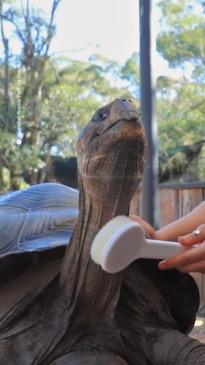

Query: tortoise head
[76,98,146,205]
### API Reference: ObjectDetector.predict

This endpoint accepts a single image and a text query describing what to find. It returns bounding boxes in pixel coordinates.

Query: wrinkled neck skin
[60,174,134,320]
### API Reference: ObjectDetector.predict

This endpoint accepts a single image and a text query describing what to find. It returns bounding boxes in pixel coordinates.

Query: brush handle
[141,239,184,260]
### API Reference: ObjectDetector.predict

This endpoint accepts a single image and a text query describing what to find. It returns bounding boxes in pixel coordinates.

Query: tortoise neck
[59,184,130,315]
[79,190,131,227]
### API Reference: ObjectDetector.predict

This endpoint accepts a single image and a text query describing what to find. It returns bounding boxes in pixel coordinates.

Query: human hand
[159,224,205,274]
[129,215,157,239]
[178,224,205,247]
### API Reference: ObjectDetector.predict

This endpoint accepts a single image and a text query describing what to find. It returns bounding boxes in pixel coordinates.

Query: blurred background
[0,0,204,191]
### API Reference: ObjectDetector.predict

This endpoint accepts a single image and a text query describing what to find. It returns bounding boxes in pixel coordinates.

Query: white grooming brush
[91,216,184,273]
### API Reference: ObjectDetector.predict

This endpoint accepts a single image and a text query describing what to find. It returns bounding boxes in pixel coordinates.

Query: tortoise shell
[0,183,78,254]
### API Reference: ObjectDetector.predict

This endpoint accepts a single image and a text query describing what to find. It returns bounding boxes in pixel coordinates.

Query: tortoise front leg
[49,350,128,365]
[116,263,205,364]
[152,328,205,364]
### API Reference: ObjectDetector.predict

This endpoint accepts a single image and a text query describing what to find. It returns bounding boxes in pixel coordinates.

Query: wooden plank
[178,189,204,217]
[159,189,178,227]
[160,182,205,190]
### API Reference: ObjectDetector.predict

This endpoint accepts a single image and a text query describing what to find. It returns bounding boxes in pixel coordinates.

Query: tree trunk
[9,166,20,190]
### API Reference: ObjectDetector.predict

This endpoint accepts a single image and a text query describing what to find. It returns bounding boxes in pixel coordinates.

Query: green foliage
[156,0,205,170]
[157,0,205,81]
[1,0,205,190]
[121,53,140,97]
[157,78,205,150]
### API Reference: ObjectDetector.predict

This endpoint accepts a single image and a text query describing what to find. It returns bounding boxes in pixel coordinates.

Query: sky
[39,0,178,77]
[50,0,140,63]
[0,0,182,78]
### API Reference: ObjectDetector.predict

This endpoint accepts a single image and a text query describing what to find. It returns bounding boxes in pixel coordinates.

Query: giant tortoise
[0,98,204,364]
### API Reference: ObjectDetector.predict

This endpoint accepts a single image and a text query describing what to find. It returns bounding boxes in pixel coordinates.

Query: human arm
[154,201,205,241]
[130,202,205,241]
[155,202,205,273]
[131,201,205,241]
[130,201,205,273]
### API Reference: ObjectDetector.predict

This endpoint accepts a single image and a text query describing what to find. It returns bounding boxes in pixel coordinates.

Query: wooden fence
[130,182,205,306]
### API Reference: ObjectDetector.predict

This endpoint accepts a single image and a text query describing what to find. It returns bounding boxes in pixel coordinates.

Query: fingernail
[158,260,166,270]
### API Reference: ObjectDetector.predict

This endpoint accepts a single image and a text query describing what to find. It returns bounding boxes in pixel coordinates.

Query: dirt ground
[190,317,205,343]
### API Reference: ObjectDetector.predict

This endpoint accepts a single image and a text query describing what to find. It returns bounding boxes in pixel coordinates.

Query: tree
[157,0,205,82]
[4,0,204,188]
[0,0,139,192]
[0,0,61,189]
[121,52,140,98]
[156,0,205,160]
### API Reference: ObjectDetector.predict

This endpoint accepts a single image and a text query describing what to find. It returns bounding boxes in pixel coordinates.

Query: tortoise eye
[98,111,109,120]
[93,107,109,122]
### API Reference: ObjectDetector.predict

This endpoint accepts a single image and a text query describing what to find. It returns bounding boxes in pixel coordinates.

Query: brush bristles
[91,215,132,265]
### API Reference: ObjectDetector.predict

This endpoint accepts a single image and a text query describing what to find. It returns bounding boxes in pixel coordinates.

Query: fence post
[139,0,159,226]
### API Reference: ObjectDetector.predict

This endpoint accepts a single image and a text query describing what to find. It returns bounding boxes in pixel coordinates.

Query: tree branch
[1,13,25,44]
[43,0,61,56]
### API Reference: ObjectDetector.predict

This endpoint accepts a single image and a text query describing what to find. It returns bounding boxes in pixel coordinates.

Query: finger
[178,260,205,274]
[178,233,199,246]
[129,215,156,238]
[129,215,143,224]
[179,225,205,247]
[129,215,148,226]
[159,242,205,270]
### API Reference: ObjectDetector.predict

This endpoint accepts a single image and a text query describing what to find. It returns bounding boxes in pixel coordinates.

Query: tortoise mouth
[104,117,137,133]
[96,111,141,138]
